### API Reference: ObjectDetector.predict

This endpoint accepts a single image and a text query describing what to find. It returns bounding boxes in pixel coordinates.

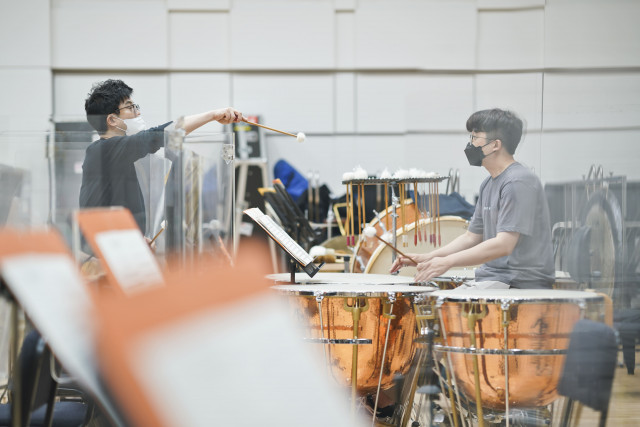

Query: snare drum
[271,277,436,396]
[433,289,605,412]
[353,216,469,275]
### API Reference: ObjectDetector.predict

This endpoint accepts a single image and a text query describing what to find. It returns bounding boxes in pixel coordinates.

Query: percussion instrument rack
[341,176,449,263]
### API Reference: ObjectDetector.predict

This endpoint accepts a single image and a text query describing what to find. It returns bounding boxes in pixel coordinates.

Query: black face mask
[464,140,494,167]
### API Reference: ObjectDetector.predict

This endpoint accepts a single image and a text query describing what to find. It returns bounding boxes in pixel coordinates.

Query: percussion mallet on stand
[363,226,419,265]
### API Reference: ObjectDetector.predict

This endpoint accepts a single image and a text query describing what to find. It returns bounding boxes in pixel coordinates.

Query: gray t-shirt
[468,162,555,289]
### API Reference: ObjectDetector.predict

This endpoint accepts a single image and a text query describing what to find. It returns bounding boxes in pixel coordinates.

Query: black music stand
[268,180,321,250]
[244,208,321,282]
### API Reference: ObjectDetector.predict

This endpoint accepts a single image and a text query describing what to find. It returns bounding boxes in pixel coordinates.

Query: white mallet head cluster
[378,168,392,179]
[363,226,377,238]
[296,132,306,143]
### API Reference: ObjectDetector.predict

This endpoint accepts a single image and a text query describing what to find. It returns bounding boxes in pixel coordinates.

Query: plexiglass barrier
[0,129,235,261]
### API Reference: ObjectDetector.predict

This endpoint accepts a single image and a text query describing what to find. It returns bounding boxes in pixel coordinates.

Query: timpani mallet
[363,226,419,265]
[242,119,306,142]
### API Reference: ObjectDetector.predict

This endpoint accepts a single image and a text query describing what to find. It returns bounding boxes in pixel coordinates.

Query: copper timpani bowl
[270,274,436,395]
[432,289,606,411]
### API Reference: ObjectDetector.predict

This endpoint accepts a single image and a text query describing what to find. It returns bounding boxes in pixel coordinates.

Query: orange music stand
[0,228,124,426]
[75,207,164,296]
[94,244,359,427]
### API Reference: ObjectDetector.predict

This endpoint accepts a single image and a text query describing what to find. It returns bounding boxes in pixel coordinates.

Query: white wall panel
[336,11,355,69]
[406,75,474,132]
[0,69,51,132]
[540,130,640,184]
[232,74,333,134]
[545,0,640,68]
[0,0,50,67]
[355,1,476,70]
[169,73,231,133]
[356,74,473,134]
[356,74,407,133]
[478,0,544,9]
[335,73,355,133]
[51,1,167,69]
[167,0,230,10]
[230,1,334,69]
[334,0,356,11]
[475,73,544,130]
[54,74,169,125]
[542,72,640,130]
[170,13,229,69]
[477,9,544,70]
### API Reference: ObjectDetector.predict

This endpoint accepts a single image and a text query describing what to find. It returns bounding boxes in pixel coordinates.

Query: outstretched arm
[181,107,244,135]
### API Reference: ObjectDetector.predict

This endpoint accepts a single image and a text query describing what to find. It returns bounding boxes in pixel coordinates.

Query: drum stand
[401,298,459,427]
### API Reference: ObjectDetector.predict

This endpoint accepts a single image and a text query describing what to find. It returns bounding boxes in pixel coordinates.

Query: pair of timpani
[270,273,608,427]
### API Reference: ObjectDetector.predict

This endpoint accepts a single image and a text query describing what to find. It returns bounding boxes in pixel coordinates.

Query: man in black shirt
[79,79,243,233]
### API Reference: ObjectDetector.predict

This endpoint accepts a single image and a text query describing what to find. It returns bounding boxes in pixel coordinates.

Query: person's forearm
[447,235,514,267]
[181,111,217,135]
[422,231,481,260]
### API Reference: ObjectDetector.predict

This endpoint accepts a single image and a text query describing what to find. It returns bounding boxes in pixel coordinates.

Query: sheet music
[95,229,164,292]
[244,208,313,266]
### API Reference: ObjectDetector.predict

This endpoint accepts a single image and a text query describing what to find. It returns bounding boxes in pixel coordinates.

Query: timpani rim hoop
[341,176,448,185]
[432,289,605,304]
[271,283,437,298]
[432,345,568,356]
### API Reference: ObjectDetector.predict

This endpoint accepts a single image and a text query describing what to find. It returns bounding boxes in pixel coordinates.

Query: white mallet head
[363,226,377,238]
[296,132,306,143]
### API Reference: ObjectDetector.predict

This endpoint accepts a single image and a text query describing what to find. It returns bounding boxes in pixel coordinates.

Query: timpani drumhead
[272,282,437,298]
[267,272,415,285]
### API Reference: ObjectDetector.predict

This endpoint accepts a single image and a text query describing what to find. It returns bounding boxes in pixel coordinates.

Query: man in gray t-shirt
[391,108,554,289]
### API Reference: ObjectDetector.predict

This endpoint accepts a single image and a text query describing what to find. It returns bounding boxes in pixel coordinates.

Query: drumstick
[363,226,418,265]
[437,180,442,246]
[361,182,366,240]
[217,235,234,266]
[384,182,389,231]
[350,183,355,246]
[149,220,166,245]
[345,182,351,245]
[242,119,305,142]
[413,180,419,246]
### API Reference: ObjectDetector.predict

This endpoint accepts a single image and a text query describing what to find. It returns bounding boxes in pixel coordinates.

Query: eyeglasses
[469,134,493,143]
[115,104,140,113]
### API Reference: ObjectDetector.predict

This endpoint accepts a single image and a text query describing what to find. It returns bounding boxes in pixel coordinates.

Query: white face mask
[114,116,146,135]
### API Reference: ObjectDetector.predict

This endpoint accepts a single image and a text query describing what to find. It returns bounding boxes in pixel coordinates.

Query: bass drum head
[365,216,469,276]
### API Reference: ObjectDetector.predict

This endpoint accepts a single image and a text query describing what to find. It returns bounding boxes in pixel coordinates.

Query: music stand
[244,207,321,282]
[270,180,320,250]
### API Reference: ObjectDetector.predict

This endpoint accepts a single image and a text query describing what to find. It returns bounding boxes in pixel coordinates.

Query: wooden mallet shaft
[242,120,296,138]
[372,234,419,265]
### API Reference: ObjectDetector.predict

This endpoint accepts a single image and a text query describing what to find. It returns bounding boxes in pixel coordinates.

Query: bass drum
[353,216,469,276]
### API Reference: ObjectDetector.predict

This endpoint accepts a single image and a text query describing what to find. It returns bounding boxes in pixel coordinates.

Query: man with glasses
[80,79,244,234]
[391,108,554,290]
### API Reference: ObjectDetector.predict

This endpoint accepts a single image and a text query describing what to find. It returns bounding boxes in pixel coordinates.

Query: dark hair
[84,79,133,134]
[466,108,523,155]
